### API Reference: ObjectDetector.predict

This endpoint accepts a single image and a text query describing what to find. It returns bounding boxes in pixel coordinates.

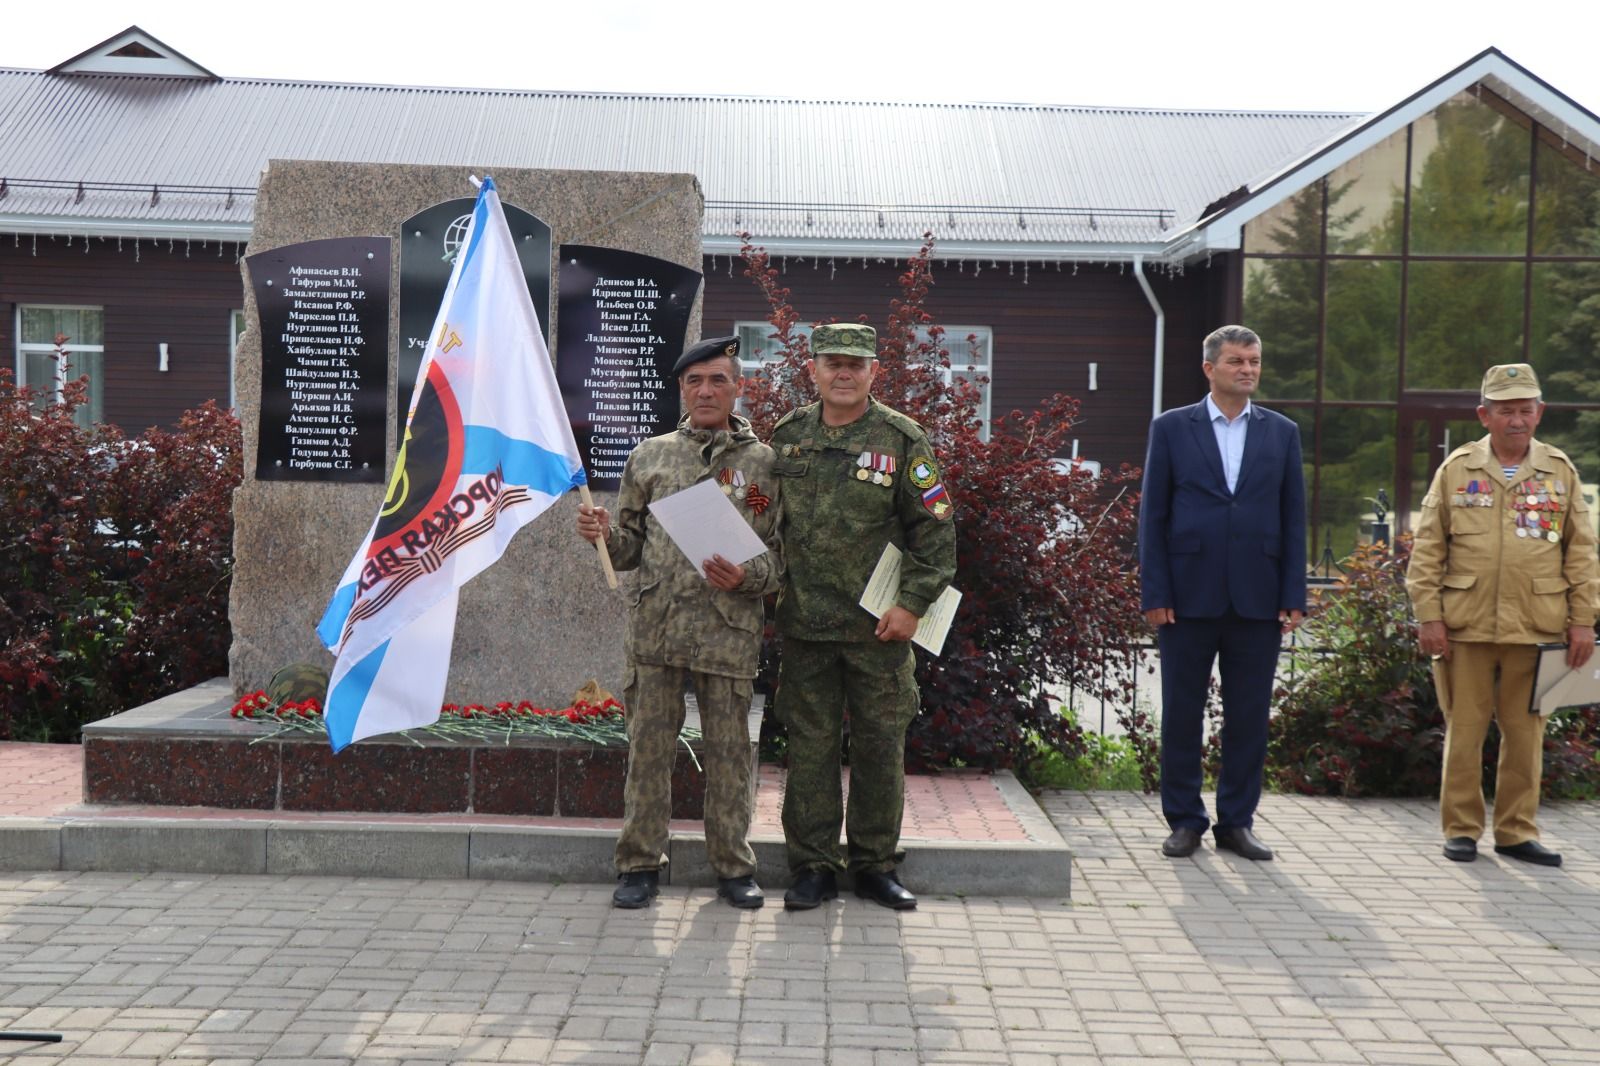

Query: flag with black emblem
[316,177,586,752]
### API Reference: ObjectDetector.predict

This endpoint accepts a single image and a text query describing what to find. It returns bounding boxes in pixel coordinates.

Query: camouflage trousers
[615,663,757,879]
[776,636,919,875]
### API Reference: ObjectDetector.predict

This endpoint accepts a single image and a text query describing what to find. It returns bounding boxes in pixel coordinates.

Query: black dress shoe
[1162,827,1203,858]
[1443,836,1478,862]
[612,869,659,908]
[1214,827,1274,861]
[716,874,765,909]
[1495,840,1563,867]
[854,868,917,910]
[783,869,838,910]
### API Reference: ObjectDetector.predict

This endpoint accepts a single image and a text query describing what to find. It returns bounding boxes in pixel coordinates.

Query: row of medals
[1455,477,1566,542]
[855,451,895,486]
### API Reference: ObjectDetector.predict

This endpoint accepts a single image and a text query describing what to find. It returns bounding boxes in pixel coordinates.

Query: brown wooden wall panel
[702,253,1224,473]
[0,235,1237,470]
[0,298,12,367]
[0,235,244,434]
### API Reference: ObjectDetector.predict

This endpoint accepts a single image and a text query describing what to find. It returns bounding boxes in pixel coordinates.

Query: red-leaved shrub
[0,340,241,740]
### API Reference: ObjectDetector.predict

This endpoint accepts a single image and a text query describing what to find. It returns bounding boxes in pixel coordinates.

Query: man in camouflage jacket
[577,336,782,909]
[770,323,957,912]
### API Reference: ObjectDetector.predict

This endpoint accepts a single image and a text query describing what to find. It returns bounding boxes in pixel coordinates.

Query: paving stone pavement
[2,790,1598,1065]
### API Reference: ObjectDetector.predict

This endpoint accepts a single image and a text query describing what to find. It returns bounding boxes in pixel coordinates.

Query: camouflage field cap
[267,662,331,706]
[1481,363,1542,402]
[811,323,878,360]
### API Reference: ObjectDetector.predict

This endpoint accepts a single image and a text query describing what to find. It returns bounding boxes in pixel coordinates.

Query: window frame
[15,303,106,423]
[732,319,994,433]
[230,309,247,411]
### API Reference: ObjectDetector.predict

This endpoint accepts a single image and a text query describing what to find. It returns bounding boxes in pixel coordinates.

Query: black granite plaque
[247,237,390,482]
[399,198,551,444]
[556,246,702,490]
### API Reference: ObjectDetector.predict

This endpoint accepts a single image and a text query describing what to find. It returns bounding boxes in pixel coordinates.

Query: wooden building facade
[3,30,1597,555]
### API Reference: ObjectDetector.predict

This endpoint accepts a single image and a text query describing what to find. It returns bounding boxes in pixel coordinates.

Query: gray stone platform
[0,725,1075,897]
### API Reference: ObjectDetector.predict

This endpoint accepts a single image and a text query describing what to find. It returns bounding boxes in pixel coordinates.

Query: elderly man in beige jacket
[1407,363,1597,868]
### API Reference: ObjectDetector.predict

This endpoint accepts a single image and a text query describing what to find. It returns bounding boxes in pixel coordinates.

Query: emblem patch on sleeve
[921,483,952,519]
[909,457,939,489]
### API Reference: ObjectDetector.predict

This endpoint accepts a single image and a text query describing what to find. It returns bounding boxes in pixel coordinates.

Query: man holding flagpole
[577,336,783,909]
[317,176,590,753]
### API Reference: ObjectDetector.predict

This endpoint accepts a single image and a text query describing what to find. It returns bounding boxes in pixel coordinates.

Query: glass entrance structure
[1242,83,1600,560]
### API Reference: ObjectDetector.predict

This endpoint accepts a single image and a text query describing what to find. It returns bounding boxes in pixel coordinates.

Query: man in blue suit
[1138,325,1307,860]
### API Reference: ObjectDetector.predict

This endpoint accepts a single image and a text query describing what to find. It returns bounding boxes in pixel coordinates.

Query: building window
[16,305,104,427]
[230,310,247,410]
[935,326,993,434]
[734,321,809,385]
[1241,83,1600,559]
[733,320,993,432]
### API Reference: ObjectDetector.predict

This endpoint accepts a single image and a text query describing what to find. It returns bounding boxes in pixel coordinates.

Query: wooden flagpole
[579,484,618,589]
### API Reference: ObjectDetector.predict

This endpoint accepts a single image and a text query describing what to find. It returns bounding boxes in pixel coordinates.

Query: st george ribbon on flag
[315,176,587,753]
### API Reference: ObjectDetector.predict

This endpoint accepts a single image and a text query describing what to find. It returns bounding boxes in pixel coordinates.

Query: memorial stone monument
[229,160,705,706]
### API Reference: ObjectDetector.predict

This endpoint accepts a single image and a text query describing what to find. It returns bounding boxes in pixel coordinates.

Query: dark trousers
[1157,610,1281,834]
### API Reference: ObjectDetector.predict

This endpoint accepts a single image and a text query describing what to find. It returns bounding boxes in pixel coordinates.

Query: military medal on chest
[1453,479,1495,507]
[1509,477,1563,542]
[716,467,747,496]
[855,450,897,486]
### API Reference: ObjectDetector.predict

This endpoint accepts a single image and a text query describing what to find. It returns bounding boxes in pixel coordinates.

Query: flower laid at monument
[226,688,686,750]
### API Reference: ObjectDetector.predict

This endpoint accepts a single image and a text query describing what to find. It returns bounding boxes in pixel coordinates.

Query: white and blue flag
[316,177,585,752]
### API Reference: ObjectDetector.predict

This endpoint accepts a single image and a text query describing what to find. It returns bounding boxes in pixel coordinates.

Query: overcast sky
[2,0,1595,115]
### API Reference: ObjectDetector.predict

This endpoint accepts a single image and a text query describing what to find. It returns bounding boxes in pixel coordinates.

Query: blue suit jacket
[1138,400,1308,620]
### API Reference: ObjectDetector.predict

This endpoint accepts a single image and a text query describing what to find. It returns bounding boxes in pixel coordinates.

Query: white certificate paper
[858,543,961,656]
[647,478,768,575]
[1533,640,1600,716]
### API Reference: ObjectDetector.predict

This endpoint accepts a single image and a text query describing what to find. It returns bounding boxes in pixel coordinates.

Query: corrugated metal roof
[0,69,1356,250]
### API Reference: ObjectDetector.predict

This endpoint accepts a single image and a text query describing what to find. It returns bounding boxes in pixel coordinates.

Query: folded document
[858,543,962,656]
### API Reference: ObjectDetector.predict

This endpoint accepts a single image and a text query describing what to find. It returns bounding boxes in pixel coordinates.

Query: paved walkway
[2,789,1598,1065]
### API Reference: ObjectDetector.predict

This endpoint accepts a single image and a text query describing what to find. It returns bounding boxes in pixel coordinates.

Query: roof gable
[1175,47,1600,257]
[48,25,216,80]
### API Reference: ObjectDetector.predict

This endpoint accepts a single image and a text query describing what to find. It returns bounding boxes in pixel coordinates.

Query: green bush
[1026,713,1146,791]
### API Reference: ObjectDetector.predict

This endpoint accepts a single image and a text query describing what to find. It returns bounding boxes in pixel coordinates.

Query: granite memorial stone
[230,160,703,709]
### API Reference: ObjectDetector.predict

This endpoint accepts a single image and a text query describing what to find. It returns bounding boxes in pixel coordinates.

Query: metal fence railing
[1064,575,1350,735]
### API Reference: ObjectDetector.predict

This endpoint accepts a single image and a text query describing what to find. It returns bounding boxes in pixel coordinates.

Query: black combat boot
[612,869,660,908]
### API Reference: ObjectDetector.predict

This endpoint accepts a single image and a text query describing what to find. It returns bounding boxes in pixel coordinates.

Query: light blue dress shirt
[1205,394,1251,494]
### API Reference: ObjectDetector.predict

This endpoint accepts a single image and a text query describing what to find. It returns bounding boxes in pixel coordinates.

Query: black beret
[673,335,741,376]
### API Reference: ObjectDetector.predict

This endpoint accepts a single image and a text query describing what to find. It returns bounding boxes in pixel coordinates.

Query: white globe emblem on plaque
[441,214,473,263]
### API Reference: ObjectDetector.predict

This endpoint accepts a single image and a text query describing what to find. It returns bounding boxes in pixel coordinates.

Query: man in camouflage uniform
[1407,363,1597,868]
[577,336,782,908]
[770,323,958,911]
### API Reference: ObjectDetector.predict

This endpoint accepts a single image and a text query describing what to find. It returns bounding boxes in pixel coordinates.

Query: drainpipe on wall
[1131,254,1165,419]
